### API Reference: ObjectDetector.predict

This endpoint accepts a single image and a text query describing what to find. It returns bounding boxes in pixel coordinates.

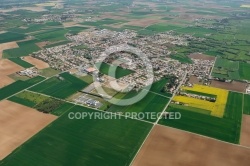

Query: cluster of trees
[35,99,64,114]
[161,75,178,93]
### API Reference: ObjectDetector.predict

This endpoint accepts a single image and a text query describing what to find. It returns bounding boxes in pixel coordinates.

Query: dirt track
[0,100,57,160]
[23,56,49,69]
[132,125,250,166]
[240,115,250,148]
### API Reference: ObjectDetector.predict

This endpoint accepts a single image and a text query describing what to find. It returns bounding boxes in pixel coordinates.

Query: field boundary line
[144,89,172,99]
[129,72,188,166]
[239,93,245,143]
[129,125,155,166]
[8,104,76,158]
[157,123,250,150]
[25,90,154,125]
[2,71,68,102]
[155,71,187,124]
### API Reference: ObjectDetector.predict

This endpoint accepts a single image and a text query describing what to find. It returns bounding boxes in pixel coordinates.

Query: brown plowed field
[132,125,250,166]
[211,80,247,93]
[0,100,57,160]
[240,115,250,148]
[0,59,23,88]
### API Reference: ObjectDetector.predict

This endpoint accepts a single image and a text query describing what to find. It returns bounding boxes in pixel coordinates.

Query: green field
[9,24,47,34]
[159,92,243,143]
[243,94,250,115]
[38,68,61,77]
[169,104,211,115]
[8,58,33,68]
[29,72,89,99]
[146,23,181,32]
[145,78,172,97]
[175,26,217,37]
[172,54,193,63]
[66,26,89,35]
[108,90,170,122]
[33,29,68,42]
[0,76,45,101]
[0,32,26,44]
[45,22,63,27]
[51,102,75,116]
[212,59,250,81]
[214,58,239,71]
[3,40,41,58]
[76,74,94,84]
[8,91,50,108]
[212,58,242,80]
[0,106,152,166]
[239,62,250,81]
[8,91,66,115]
[96,62,134,79]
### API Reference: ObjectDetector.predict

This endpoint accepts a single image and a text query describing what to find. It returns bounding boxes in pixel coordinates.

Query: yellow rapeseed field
[173,84,229,118]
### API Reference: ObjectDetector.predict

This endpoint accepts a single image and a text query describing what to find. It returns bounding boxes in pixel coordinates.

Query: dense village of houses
[27,27,250,96]
[30,29,216,94]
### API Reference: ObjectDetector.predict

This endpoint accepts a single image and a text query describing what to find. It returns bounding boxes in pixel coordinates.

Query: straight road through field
[129,71,188,166]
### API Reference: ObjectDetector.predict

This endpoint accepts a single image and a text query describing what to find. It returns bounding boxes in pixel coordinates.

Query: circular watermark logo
[92,44,154,106]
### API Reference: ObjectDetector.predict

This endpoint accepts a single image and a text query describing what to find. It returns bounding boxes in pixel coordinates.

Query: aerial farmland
[0,0,250,166]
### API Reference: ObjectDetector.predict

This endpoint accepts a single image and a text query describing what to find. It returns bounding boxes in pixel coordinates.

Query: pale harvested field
[0,59,23,87]
[0,76,14,88]
[23,56,49,69]
[62,21,78,27]
[0,42,19,58]
[0,100,57,160]
[189,53,216,61]
[240,115,250,148]
[211,80,247,93]
[132,125,250,166]
[0,59,23,75]
[35,41,50,48]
